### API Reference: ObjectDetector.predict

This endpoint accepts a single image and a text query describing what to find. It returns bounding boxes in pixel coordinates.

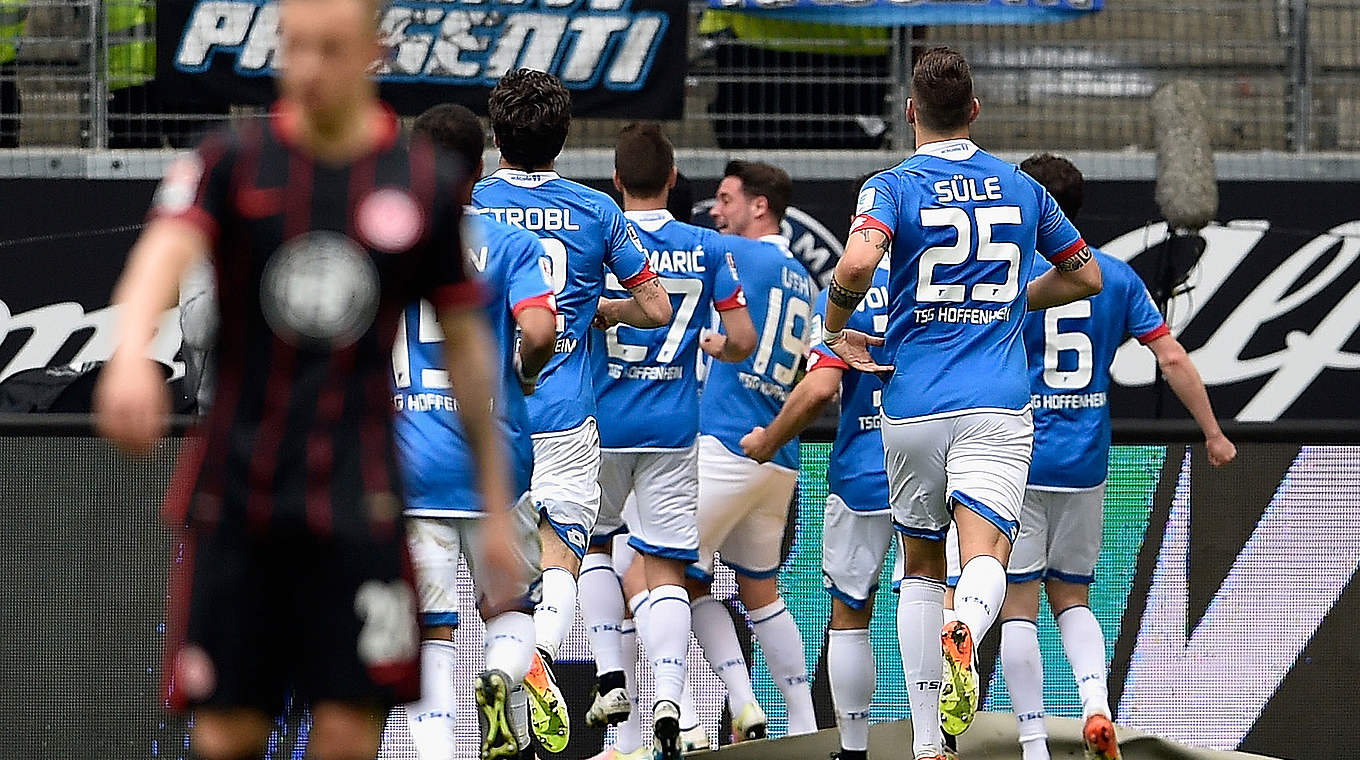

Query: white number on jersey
[601,275,704,364]
[1043,299,1094,389]
[752,287,812,386]
[391,299,447,390]
[539,237,569,333]
[917,205,1023,304]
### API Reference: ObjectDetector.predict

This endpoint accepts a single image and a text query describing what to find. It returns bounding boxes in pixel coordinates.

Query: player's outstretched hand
[826,329,894,380]
[94,354,169,455]
[700,331,728,359]
[740,426,776,463]
[1206,433,1237,466]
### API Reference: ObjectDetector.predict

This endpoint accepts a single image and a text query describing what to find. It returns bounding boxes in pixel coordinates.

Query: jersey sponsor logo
[173,1,670,93]
[260,231,380,349]
[855,187,876,216]
[607,363,683,381]
[913,304,1014,325]
[153,154,204,215]
[356,188,423,253]
[625,222,647,255]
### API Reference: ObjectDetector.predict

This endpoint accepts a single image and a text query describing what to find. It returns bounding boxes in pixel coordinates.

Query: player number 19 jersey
[851,139,1087,421]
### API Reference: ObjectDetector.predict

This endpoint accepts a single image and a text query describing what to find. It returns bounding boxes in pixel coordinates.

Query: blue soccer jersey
[1025,250,1167,489]
[592,210,747,450]
[472,169,655,434]
[807,258,892,512]
[851,139,1087,420]
[700,235,817,470]
[392,214,555,516]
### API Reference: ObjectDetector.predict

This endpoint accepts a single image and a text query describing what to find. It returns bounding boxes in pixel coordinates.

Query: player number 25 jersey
[592,209,747,450]
[1024,250,1168,489]
[700,235,817,470]
[851,139,1087,421]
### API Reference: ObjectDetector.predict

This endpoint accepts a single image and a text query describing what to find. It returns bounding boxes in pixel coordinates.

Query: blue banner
[705,0,1100,26]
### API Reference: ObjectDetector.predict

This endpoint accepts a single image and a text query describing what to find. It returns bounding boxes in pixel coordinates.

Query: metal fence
[0,0,1357,152]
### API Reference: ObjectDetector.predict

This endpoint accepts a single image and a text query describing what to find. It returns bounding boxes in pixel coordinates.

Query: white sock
[645,585,691,706]
[749,598,816,735]
[899,576,945,758]
[579,553,626,677]
[404,639,457,760]
[1001,619,1049,759]
[534,566,578,660]
[954,555,1006,644]
[485,611,535,686]
[679,670,700,731]
[616,619,644,753]
[827,628,874,752]
[510,683,531,749]
[690,594,757,711]
[1057,605,1111,720]
[943,607,958,624]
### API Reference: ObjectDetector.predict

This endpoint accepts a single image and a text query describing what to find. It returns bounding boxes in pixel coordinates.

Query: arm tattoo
[828,274,868,310]
[858,229,891,256]
[1056,245,1093,272]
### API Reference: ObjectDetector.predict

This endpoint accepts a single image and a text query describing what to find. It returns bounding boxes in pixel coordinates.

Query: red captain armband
[1047,238,1088,265]
[618,263,658,289]
[714,286,748,312]
[807,348,849,372]
[431,280,486,311]
[850,215,893,239]
[512,292,557,318]
[1137,323,1171,344]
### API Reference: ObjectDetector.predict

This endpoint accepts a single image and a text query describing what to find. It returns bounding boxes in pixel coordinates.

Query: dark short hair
[488,69,571,169]
[412,103,485,166]
[668,172,695,222]
[911,47,974,133]
[723,160,792,223]
[615,122,674,198]
[1021,153,1085,220]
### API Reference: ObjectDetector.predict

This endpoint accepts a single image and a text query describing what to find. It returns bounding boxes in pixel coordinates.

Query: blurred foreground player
[93,1,521,758]
[995,154,1236,760]
[580,123,756,760]
[394,104,558,760]
[823,48,1101,759]
[740,174,892,760]
[688,160,820,740]
[473,69,673,753]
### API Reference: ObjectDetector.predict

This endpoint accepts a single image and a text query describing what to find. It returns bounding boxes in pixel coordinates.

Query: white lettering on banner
[175,1,668,91]
[0,301,185,384]
[1118,448,1360,749]
[1105,220,1360,421]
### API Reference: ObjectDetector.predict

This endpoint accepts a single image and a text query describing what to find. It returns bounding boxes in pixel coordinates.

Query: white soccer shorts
[689,434,799,582]
[593,443,701,561]
[821,494,893,609]
[405,492,543,626]
[881,408,1033,543]
[531,417,602,558]
[1007,484,1107,584]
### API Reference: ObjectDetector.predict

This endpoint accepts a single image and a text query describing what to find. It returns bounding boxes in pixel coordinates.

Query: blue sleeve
[1025,173,1085,263]
[1119,262,1169,342]
[603,204,654,287]
[507,230,555,314]
[706,231,746,311]
[850,171,900,239]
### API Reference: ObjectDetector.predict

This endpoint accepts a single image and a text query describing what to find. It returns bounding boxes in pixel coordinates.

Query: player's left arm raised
[1146,334,1236,466]
[1026,178,1102,310]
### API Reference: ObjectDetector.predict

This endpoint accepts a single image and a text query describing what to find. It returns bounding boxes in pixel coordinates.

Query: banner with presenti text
[156,0,688,118]
[704,0,1101,26]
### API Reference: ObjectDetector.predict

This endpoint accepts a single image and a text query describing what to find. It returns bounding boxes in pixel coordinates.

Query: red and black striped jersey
[156,100,479,537]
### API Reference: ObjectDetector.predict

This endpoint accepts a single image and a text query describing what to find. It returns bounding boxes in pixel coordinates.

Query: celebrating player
[93,1,520,758]
[473,69,673,753]
[994,153,1236,760]
[578,123,757,760]
[686,160,820,740]
[822,48,1102,760]
[739,173,892,760]
[393,104,558,760]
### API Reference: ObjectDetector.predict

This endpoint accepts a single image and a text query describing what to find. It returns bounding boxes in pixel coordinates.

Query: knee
[900,536,946,580]
[1045,579,1091,614]
[191,710,270,760]
[308,703,383,760]
[736,577,778,610]
[829,599,872,630]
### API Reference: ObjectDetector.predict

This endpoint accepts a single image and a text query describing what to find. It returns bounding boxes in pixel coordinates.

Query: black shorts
[162,516,422,714]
